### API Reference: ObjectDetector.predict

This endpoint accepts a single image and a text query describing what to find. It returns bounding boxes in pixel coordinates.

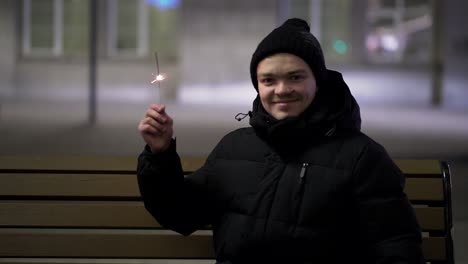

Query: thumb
[157,104,166,113]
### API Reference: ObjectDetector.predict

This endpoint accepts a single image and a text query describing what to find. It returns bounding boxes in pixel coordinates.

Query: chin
[272,112,299,120]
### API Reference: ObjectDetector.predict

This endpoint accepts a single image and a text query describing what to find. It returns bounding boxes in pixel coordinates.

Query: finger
[146,109,168,124]
[143,117,168,133]
[140,124,159,135]
[150,103,160,110]
[150,104,166,114]
[138,119,160,135]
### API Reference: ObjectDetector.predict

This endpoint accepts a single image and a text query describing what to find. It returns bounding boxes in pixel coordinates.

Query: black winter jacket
[137,70,425,263]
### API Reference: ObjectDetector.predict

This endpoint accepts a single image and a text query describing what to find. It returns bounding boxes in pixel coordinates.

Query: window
[22,0,178,60]
[366,0,432,63]
[107,0,179,60]
[22,0,89,57]
[287,0,432,65]
[63,0,89,56]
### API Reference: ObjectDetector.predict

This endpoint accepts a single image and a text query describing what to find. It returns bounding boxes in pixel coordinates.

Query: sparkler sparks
[151,73,165,84]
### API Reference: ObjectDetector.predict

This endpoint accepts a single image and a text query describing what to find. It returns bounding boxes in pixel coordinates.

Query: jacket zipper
[299,162,309,182]
[295,163,309,220]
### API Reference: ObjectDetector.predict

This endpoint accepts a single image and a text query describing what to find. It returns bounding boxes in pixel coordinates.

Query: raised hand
[138,104,174,154]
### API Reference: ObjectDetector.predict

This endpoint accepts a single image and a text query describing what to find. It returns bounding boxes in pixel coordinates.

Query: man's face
[257,53,317,120]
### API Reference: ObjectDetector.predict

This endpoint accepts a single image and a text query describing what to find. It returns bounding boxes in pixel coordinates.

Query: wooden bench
[0,156,454,264]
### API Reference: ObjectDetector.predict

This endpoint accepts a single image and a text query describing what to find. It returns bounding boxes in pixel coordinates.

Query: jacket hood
[249,70,361,146]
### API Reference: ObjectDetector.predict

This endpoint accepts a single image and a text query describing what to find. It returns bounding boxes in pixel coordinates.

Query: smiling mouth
[274,99,298,104]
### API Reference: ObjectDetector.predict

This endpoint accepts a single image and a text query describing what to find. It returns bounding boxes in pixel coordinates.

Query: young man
[137,18,424,263]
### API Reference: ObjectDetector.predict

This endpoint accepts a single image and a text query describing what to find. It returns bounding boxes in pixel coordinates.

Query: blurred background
[0,0,467,262]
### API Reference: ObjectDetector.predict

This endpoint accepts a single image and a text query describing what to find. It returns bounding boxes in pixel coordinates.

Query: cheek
[306,90,317,101]
[298,86,317,108]
[258,89,271,104]
[304,82,318,100]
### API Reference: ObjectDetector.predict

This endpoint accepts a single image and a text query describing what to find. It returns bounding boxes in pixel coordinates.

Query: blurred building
[0,0,467,109]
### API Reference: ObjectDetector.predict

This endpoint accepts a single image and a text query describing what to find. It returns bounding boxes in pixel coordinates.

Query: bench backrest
[0,156,454,263]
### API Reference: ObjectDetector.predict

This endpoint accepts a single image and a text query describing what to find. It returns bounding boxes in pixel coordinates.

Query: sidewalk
[1,100,467,159]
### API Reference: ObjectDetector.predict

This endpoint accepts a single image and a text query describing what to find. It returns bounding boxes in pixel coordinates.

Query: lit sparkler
[151,51,165,101]
[151,52,165,85]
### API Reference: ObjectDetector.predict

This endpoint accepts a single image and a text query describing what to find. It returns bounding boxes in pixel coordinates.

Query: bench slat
[0,229,214,259]
[414,207,445,231]
[394,160,441,175]
[0,156,205,173]
[0,174,445,202]
[0,229,444,261]
[0,156,137,172]
[0,201,445,231]
[422,236,447,261]
[0,173,139,197]
[0,259,211,264]
[0,201,160,228]
[405,178,444,201]
[0,156,441,176]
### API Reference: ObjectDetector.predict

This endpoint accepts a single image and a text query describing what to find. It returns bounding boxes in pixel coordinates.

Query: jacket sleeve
[137,139,217,236]
[352,140,425,264]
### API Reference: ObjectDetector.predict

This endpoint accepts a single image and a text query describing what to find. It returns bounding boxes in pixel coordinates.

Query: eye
[290,74,304,81]
[260,77,275,86]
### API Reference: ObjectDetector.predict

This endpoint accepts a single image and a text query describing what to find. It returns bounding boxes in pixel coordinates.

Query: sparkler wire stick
[155,52,160,76]
[155,52,161,89]
[154,51,161,101]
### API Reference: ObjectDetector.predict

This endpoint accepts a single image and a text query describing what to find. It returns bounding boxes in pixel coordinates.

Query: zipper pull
[299,163,309,181]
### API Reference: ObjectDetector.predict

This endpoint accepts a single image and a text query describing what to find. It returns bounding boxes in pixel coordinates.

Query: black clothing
[137,70,424,263]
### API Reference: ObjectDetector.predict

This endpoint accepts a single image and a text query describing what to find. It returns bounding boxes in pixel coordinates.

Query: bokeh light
[147,0,180,10]
[333,39,348,55]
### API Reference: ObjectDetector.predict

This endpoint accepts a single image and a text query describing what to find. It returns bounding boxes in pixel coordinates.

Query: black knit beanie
[250,18,327,91]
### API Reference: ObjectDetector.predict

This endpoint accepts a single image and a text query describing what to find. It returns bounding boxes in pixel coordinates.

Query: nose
[275,81,292,96]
